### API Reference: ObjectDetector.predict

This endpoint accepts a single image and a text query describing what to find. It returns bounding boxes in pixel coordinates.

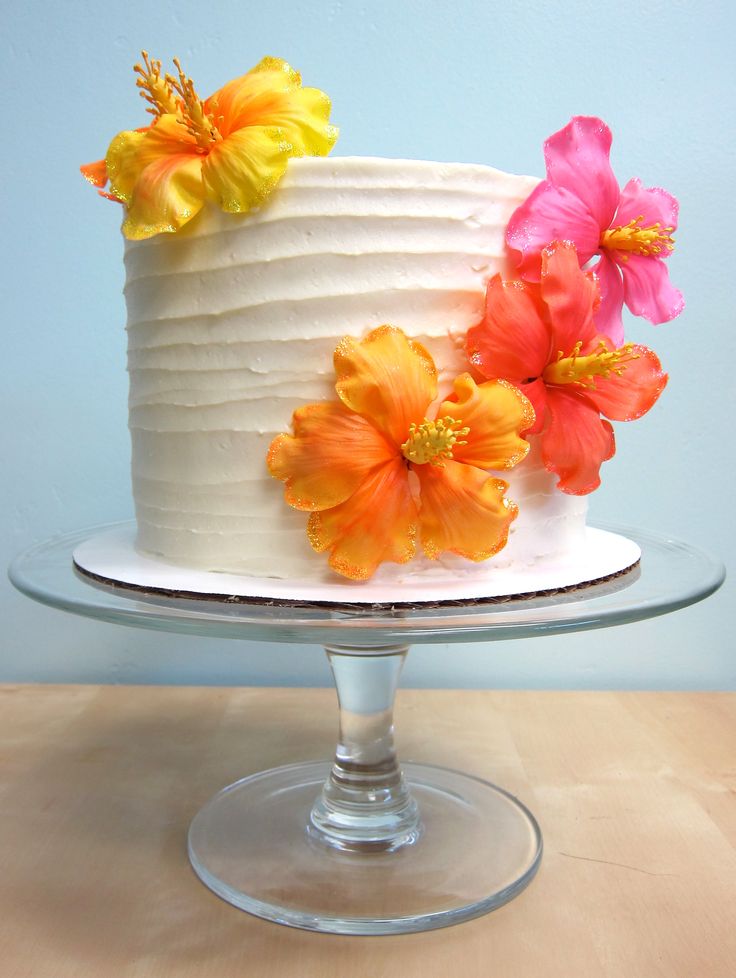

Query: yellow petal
[334,326,438,446]
[267,402,396,511]
[208,57,338,157]
[105,118,205,238]
[307,460,418,580]
[120,153,204,239]
[417,461,517,562]
[201,125,293,212]
[106,116,196,203]
[438,375,534,470]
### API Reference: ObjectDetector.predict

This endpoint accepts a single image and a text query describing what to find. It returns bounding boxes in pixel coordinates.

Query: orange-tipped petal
[586,344,668,421]
[542,387,615,494]
[467,276,550,383]
[416,461,517,562]
[80,158,108,188]
[334,326,437,445]
[307,460,418,580]
[438,374,534,470]
[540,241,600,353]
[267,402,396,512]
[201,125,293,213]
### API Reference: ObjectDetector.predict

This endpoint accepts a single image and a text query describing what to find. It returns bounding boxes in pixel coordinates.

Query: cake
[80,53,682,596]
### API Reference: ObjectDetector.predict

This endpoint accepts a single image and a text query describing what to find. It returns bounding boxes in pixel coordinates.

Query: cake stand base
[188,760,542,935]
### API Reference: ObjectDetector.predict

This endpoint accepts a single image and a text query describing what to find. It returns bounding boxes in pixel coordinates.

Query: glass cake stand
[8,522,725,936]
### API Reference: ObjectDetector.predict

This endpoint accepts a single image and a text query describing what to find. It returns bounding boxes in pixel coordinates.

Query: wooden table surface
[0,684,734,977]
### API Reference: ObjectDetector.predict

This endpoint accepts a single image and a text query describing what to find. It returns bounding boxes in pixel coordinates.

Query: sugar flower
[466,241,667,495]
[81,53,338,239]
[268,326,534,581]
[506,116,683,345]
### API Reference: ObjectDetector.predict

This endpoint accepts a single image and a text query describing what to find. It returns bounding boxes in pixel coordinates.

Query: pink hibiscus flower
[466,241,668,495]
[506,116,684,345]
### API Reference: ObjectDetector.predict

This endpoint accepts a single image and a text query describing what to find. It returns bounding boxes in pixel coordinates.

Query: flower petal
[334,326,437,445]
[507,181,602,279]
[517,378,548,436]
[543,116,620,230]
[307,459,418,580]
[540,241,599,353]
[207,57,337,156]
[106,116,197,203]
[590,254,625,346]
[467,276,550,382]
[201,125,293,212]
[267,401,396,511]
[105,118,205,238]
[616,177,679,232]
[80,158,108,187]
[586,345,668,421]
[416,461,517,561]
[438,375,533,470]
[122,156,204,239]
[621,253,685,324]
[541,387,615,494]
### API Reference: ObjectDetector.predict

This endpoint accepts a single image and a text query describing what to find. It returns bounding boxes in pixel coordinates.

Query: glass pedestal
[9,523,724,935]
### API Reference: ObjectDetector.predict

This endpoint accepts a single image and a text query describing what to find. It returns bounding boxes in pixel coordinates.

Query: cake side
[125,155,584,579]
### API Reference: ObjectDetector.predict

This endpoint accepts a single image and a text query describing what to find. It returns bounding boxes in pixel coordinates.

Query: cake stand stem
[309,644,421,851]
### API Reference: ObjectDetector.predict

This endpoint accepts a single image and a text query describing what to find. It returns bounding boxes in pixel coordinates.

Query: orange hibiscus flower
[81,53,337,239]
[268,326,534,581]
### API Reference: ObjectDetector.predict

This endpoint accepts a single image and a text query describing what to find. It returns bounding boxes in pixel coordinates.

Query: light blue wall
[3,0,734,689]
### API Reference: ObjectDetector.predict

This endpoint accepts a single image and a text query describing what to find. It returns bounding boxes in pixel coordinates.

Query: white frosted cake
[125,157,585,582]
[80,54,679,597]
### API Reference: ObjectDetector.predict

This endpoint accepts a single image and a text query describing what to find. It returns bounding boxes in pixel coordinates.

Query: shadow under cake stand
[9,522,724,936]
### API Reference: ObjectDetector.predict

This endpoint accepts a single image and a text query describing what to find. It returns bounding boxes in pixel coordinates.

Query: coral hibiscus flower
[81,53,337,239]
[506,116,683,345]
[268,326,534,581]
[466,241,667,495]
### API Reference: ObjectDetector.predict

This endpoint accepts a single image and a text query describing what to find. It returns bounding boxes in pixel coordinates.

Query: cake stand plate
[9,522,725,935]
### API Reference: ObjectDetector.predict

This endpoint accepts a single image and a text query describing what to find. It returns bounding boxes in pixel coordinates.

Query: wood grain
[0,685,733,978]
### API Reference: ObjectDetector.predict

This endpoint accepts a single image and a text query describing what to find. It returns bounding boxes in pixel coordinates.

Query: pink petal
[540,241,599,354]
[586,345,668,421]
[616,178,679,232]
[544,117,620,231]
[467,277,550,382]
[542,387,615,495]
[506,181,601,279]
[591,255,625,345]
[621,254,685,324]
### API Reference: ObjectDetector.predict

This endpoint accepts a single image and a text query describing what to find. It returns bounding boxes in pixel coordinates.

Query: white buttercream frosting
[125,156,587,582]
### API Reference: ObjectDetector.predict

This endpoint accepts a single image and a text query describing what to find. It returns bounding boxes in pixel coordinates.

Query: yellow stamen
[166,57,223,149]
[600,215,675,260]
[401,417,470,467]
[134,51,179,119]
[543,341,639,388]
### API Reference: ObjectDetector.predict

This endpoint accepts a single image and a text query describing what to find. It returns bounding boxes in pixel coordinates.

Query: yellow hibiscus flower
[81,53,338,239]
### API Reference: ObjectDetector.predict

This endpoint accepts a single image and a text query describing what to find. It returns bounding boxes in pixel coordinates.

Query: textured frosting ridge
[125,156,586,580]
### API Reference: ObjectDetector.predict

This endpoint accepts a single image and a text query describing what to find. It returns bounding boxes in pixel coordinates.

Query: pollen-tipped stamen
[401,417,470,467]
[543,340,640,388]
[167,57,223,149]
[134,51,180,119]
[600,215,675,260]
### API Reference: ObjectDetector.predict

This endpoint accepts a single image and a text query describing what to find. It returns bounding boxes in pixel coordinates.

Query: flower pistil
[134,51,180,119]
[542,341,639,388]
[401,417,470,467]
[167,57,223,149]
[600,215,675,259]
